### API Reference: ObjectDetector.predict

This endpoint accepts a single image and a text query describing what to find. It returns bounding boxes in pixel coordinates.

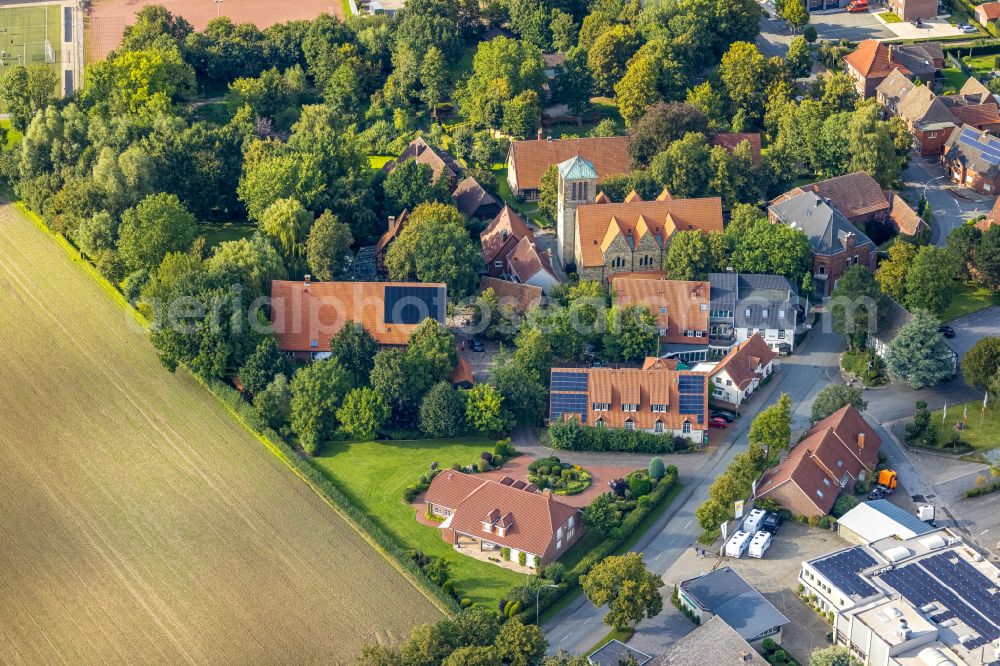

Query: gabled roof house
[755,405,881,518]
[942,124,1000,194]
[506,136,631,200]
[479,206,559,293]
[610,275,711,363]
[425,471,581,567]
[843,40,942,98]
[385,137,464,189]
[704,333,778,408]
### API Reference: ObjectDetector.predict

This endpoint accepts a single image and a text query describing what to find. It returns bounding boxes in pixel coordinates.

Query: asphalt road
[902,158,995,246]
[543,314,846,656]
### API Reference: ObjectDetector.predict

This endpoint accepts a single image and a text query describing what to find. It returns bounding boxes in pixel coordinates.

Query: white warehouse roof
[837,500,935,543]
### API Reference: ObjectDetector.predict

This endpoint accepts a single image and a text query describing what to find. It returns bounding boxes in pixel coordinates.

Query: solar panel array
[677,375,706,424]
[959,126,1000,167]
[383,285,446,325]
[879,553,1000,651]
[813,547,879,599]
[549,371,588,423]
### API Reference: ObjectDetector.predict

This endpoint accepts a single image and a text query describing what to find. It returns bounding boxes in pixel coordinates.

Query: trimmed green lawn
[879,11,903,23]
[368,155,395,169]
[198,222,256,248]
[491,165,549,226]
[941,68,969,93]
[0,119,21,151]
[929,400,1000,452]
[312,438,530,607]
[940,281,1000,323]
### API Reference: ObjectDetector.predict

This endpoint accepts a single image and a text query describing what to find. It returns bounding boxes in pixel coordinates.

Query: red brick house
[424,471,581,568]
[754,406,881,518]
[942,124,1000,194]
[768,191,877,296]
[888,0,937,22]
[843,40,942,98]
[479,206,559,293]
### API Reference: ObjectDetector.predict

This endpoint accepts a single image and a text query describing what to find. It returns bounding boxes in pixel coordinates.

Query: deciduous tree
[875,239,916,303]
[581,553,664,631]
[906,245,957,316]
[306,211,354,281]
[329,322,379,388]
[337,387,390,440]
[240,337,290,395]
[420,381,467,437]
[811,385,867,423]
[117,193,197,274]
[603,304,656,362]
[290,359,351,454]
[465,384,512,435]
[831,266,885,351]
[749,393,792,455]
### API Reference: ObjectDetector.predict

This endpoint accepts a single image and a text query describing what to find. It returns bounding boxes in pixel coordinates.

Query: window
[659,329,666,336]
[778,330,785,339]
[823,477,831,487]
[745,308,751,318]
[568,516,574,528]
[816,489,824,499]
[596,419,606,427]
[818,265,826,275]
[837,460,843,468]
[762,309,768,318]
[853,255,859,265]
[654,422,663,433]
[651,404,666,412]
[482,522,492,533]
[624,420,634,430]
[778,309,785,318]
[700,303,707,311]
[592,402,609,411]
[660,306,667,314]
[557,526,564,538]
[715,377,722,384]
[714,388,724,397]
[623,403,638,412]
[494,260,503,267]
[571,182,577,200]
[556,538,563,550]
[726,379,732,386]
[682,421,691,434]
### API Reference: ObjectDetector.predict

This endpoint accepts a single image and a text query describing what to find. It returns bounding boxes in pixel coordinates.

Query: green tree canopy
[384,202,480,297]
[581,553,664,631]
[886,310,955,389]
[259,197,313,277]
[461,37,545,130]
[337,387,390,440]
[831,266,885,351]
[603,304,657,362]
[306,211,354,281]
[811,384,867,423]
[290,359,352,454]
[239,337,291,395]
[749,393,792,455]
[906,245,957,316]
[465,384,512,435]
[420,381,467,437]
[961,337,1000,396]
[117,193,197,275]
[875,239,916,303]
[664,230,713,280]
[329,321,379,388]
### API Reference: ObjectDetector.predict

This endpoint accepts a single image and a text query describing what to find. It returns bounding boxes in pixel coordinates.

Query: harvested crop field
[0,203,440,664]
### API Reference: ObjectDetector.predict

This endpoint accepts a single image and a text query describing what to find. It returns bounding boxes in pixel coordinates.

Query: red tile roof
[978,1,1000,19]
[479,276,543,314]
[799,172,890,221]
[844,40,909,79]
[886,192,926,236]
[711,133,762,165]
[709,334,776,390]
[508,136,631,191]
[270,279,446,350]
[610,277,710,345]
[507,236,556,283]
[450,357,474,386]
[949,103,1000,128]
[374,209,408,257]
[812,404,881,471]
[980,199,1000,231]
[480,206,534,265]
[425,471,579,557]
[576,198,724,268]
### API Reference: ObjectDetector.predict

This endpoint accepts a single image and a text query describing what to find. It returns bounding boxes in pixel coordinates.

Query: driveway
[946,306,1000,358]
[807,9,896,42]
[902,158,996,246]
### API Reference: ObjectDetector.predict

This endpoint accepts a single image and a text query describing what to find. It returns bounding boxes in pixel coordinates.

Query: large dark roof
[769,191,875,256]
[680,567,789,642]
[708,273,799,329]
[944,124,1000,179]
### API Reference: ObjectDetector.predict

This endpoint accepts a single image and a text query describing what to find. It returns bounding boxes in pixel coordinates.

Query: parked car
[470,338,484,352]
[959,23,978,33]
[868,486,888,500]
[846,0,868,12]
[711,410,738,423]
[938,325,955,338]
[708,416,728,429]
[761,512,783,535]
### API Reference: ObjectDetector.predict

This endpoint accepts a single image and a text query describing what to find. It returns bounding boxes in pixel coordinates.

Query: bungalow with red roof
[754,405,881,518]
[704,334,777,408]
[975,1,1000,25]
[424,471,582,568]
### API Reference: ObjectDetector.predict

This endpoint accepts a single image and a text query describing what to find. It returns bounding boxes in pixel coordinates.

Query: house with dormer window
[610,274,712,363]
[424,471,582,568]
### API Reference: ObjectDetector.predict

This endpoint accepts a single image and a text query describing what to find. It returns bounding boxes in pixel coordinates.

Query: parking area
[946,306,1000,359]
[657,522,848,663]
[808,9,896,42]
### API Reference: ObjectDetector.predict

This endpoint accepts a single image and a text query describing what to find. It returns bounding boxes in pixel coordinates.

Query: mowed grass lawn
[941,281,1000,322]
[314,439,531,606]
[929,401,1000,452]
[0,204,441,663]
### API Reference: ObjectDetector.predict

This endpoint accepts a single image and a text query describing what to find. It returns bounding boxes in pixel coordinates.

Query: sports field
[87,0,345,62]
[0,203,440,663]
[0,3,61,67]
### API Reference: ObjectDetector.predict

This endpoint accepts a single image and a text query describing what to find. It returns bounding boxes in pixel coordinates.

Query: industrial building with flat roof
[799,502,1000,666]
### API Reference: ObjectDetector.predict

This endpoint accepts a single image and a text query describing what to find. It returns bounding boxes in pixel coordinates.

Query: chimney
[858,432,865,449]
[537,128,543,140]
[304,274,311,284]
[387,215,395,231]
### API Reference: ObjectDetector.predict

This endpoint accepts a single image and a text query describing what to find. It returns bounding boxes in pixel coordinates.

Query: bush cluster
[527,456,592,494]
[549,417,694,453]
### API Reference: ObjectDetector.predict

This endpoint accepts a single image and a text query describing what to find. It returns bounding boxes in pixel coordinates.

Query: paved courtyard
[947,306,1000,358]
[902,158,996,246]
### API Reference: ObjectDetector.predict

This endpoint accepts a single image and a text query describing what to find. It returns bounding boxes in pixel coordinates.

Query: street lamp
[215,0,223,17]
[536,584,559,625]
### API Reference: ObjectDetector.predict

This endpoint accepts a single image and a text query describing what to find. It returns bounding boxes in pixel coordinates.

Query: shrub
[543,561,566,583]
[493,454,504,467]
[609,478,626,497]
[648,457,666,480]
[831,493,860,518]
[518,551,527,566]
[533,555,540,568]
[403,486,420,503]
[627,470,652,497]
[480,451,493,466]
[818,516,833,529]
[762,638,777,654]
[460,598,472,608]
[808,515,821,527]
[549,417,679,452]
[501,547,511,561]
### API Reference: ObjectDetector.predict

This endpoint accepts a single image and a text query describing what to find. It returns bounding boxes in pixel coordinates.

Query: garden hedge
[549,416,693,453]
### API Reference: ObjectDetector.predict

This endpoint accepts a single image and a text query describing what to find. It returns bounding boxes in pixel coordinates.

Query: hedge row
[549,416,694,453]
[514,467,679,624]
[22,199,460,616]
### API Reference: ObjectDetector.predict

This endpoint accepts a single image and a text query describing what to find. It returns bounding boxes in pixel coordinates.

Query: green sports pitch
[0,3,62,69]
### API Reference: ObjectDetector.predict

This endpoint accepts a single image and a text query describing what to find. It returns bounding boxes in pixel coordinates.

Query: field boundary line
[3,196,457,618]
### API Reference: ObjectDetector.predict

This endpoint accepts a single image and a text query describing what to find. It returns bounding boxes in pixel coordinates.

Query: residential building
[975,0,1000,25]
[423,471,581,567]
[699,333,778,408]
[877,74,1000,156]
[478,276,543,315]
[452,176,501,220]
[942,124,1000,194]
[754,405,881,517]
[649,616,768,666]
[270,278,446,359]
[710,132,762,165]
[843,40,943,97]
[799,521,1000,666]
[772,172,927,238]
[450,357,474,389]
[589,640,653,666]
[383,137,463,190]
[610,275,711,363]
[555,155,723,279]
[978,197,1000,231]
[505,135,631,200]
[769,191,877,296]
[372,209,408,275]
[677,567,790,645]
[480,206,559,294]
[548,363,709,440]
[707,272,804,354]
[888,0,937,22]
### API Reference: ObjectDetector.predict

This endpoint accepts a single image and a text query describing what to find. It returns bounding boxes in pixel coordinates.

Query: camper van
[743,508,767,535]
[725,531,752,558]
[748,531,772,559]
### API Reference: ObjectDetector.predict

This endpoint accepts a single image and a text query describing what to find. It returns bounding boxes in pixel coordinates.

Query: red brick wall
[914,127,953,157]
[814,244,877,296]
[759,484,827,519]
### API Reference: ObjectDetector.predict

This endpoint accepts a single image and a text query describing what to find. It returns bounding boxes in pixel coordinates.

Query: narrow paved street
[543,313,846,655]
[901,158,995,246]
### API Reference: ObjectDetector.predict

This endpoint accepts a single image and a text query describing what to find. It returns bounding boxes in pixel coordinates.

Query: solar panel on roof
[677,374,706,424]
[551,371,589,392]
[383,285,446,325]
[813,547,879,598]
[959,127,1000,166]
[549,392,587,422]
